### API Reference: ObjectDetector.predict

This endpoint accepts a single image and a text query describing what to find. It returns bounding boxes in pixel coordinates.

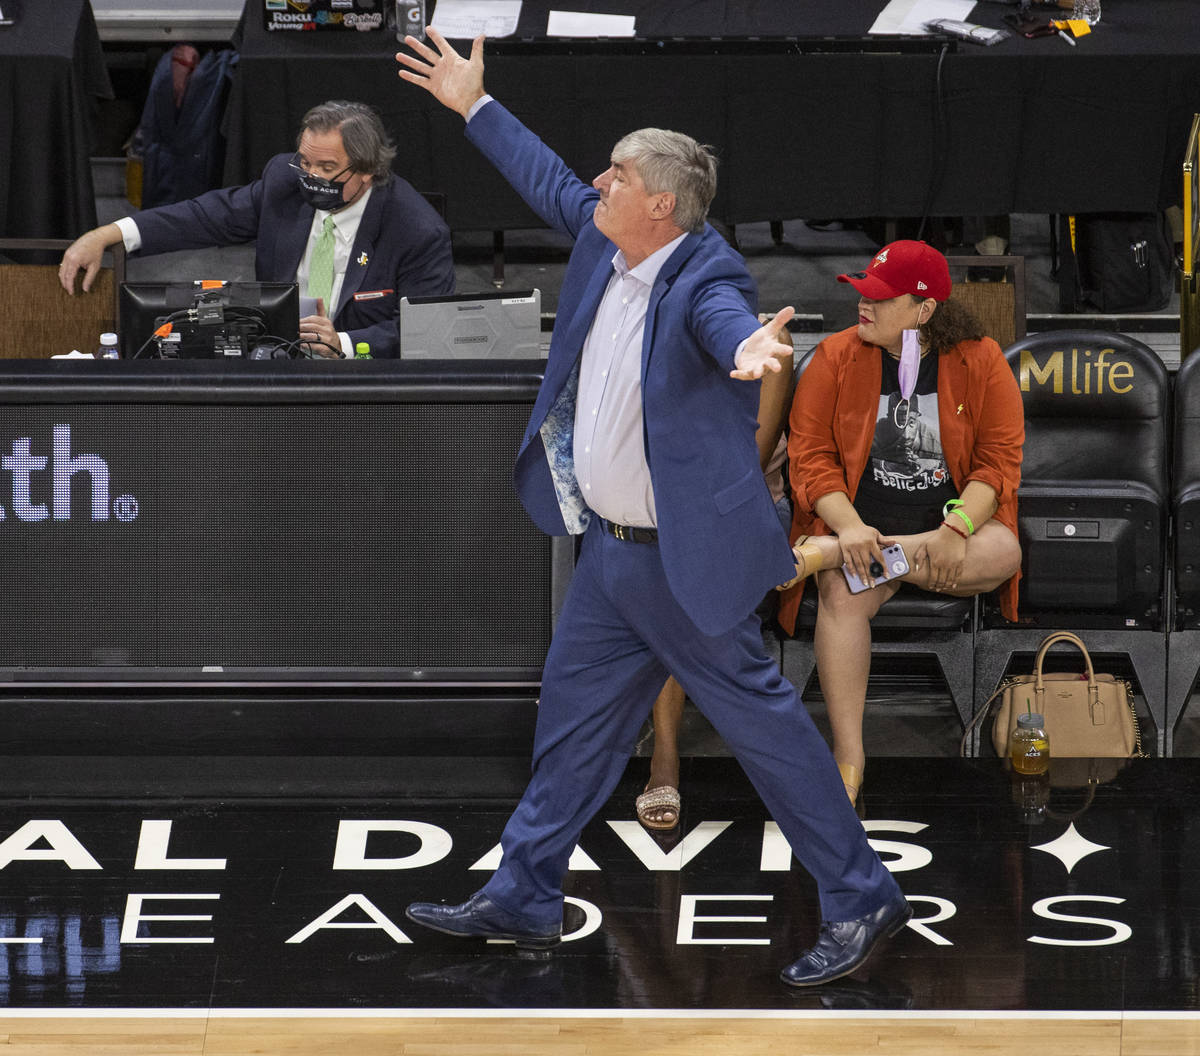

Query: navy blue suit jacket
[130,153,455,357]
[466,101,795,636]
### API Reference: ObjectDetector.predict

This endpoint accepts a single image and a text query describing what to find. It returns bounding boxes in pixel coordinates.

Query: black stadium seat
[973,330,1170,754]
[782,589,976,734]
[1167,351,1200,753]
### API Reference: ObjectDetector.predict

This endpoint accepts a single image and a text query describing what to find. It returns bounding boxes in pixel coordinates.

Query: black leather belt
[600,518,658,544]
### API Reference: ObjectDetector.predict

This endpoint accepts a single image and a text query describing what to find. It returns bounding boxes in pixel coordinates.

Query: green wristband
[949,507,975,535]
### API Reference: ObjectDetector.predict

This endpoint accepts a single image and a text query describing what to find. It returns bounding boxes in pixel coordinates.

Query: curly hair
[913,296,986,354]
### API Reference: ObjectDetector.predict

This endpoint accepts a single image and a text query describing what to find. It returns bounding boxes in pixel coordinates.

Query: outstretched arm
[398,28,598,240]
[396,29,486,118]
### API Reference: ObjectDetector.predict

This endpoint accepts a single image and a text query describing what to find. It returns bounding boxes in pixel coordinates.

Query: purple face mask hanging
[899,327,920,400]
[892,327,921,428]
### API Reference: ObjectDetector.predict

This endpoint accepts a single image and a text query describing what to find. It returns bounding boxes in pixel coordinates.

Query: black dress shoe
[405,891,561,951]
[779,896,912,988]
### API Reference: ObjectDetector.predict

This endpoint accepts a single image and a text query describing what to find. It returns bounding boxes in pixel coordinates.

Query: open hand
[396,28,486,118]
[731,306,795,380]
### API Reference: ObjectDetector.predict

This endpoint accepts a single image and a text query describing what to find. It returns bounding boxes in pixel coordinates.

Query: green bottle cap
[354,342,371,359]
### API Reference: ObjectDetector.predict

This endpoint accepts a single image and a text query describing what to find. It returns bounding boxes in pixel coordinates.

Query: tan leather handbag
[962,631,1143,758]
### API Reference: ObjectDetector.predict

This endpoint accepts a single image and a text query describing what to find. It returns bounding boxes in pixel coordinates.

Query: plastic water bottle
[354,341,372,360]
[1010,712,1050,775]
[1071,0,1100,25]
[97,332,120,360]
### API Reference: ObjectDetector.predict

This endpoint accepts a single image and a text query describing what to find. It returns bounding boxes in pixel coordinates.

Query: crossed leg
[815,520,1021,793]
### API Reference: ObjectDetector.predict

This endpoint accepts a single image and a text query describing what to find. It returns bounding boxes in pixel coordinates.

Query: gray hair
[611,128,718,234]
[298,100,397,184]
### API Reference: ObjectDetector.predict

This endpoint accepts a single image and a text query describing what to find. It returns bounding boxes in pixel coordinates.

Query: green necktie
[306,215,336,306]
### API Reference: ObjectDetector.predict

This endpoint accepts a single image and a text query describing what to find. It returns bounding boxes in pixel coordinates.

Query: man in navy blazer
[398,32,909,987]
[60,100,453,358]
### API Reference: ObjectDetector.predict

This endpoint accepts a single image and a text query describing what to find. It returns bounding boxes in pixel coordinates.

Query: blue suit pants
[481,520,901,927]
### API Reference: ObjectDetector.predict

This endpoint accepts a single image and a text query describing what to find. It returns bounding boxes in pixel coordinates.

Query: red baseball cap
[837,240,952,302]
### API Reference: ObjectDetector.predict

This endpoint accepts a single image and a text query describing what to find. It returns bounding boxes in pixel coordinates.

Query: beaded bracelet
[941,519,970,541]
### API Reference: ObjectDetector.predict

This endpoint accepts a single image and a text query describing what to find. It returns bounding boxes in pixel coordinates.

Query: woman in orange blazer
[777,241,1023,804]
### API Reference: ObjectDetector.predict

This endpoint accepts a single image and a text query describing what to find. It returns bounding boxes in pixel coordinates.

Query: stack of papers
[427,0,522,38]
[870,0,977,35]
[546,11,636,37]
[427,2,639,39]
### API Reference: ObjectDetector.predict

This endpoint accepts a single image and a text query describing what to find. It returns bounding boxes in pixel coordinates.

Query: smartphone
[843,543,910,594]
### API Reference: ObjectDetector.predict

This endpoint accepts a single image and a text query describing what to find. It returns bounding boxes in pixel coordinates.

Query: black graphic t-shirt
[854,349,957,522]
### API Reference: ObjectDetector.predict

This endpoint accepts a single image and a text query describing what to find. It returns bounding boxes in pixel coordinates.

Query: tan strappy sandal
[776,535,827,591]
[838,762,864,805]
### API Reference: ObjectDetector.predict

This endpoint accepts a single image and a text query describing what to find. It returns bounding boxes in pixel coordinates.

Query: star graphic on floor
[1032,822,1111,875]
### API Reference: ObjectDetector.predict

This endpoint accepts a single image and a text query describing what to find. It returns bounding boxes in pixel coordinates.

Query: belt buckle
[613,522,630,541]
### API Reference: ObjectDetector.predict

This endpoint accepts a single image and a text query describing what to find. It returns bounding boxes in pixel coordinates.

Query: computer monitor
[399,290,544,359]
[118,281,300,360]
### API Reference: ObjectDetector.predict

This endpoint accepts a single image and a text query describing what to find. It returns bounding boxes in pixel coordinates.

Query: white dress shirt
[573,234,688,528]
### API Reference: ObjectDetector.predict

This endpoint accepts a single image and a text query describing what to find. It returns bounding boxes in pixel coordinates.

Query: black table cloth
[223,0,1200,229]
[0,0,112,239]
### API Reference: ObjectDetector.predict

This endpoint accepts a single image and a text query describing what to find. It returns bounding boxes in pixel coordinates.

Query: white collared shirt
[573,233,688,528]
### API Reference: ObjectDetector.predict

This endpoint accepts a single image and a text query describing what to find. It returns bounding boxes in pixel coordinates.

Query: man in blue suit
[397,30,909,987]
[59,100,453,358]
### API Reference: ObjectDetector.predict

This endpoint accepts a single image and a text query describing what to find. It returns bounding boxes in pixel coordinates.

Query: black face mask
[293,158,355,211]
